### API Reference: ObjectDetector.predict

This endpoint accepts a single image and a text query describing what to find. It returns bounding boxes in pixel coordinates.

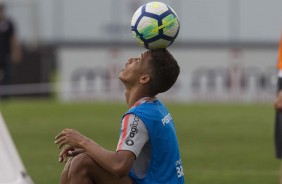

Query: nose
[124,58,131,68]
[127,58,133,64]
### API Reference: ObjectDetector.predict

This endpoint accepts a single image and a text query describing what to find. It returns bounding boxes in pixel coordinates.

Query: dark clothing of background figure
[0,18,14,98]
[275,77,282,158]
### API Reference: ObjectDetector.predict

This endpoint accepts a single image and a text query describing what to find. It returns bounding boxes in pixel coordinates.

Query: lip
[122,63,128,70]
[120,67,125,72]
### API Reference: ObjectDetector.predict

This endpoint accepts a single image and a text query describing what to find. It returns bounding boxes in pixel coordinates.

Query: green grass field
[0,99,279,184]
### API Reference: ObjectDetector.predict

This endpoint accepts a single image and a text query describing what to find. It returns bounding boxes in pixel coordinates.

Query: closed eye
[134,57,141,62]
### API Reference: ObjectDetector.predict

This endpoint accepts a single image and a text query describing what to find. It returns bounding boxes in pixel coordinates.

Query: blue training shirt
[124,99,185,184]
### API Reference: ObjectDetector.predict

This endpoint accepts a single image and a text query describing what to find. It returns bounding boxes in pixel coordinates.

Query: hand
[275,91,282,112]
[58,146,85,163]
[58,145,74,163]
[55,128,89,150]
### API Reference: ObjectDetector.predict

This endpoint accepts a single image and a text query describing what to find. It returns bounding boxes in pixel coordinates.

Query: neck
[124,87,153,107]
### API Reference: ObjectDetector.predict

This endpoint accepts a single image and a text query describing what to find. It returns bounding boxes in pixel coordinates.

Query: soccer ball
[131,2,180,50]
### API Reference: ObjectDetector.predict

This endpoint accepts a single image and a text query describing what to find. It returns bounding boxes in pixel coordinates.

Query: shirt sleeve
[116,113,149,158]
[277,32,282,71]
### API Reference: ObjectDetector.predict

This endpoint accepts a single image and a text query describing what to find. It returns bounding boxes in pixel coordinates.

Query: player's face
[119,51,151,86]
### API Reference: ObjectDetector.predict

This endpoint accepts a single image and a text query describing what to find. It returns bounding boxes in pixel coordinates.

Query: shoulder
[132,99,161,111]
[117,113,149,158]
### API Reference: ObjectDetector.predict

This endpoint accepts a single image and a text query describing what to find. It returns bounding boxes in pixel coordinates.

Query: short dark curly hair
[147,49,180,96]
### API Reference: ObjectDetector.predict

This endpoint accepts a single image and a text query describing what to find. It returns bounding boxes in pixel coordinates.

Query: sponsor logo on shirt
[126,139,134,146]
[175,159,184,178]
[162,113,172,126]
[125,115,139,146]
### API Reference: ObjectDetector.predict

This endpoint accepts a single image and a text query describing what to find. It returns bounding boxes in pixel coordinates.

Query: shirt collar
[131,97,157,108]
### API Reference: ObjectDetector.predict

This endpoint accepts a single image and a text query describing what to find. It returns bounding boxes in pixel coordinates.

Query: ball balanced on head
[131,1,180,50]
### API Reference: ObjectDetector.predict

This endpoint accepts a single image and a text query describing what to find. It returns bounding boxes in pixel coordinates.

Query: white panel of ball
[148,39,172,49]
[131,7,142,26]
[145,2,169,15]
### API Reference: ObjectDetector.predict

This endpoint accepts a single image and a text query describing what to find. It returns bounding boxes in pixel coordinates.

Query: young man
[0,3,22,99]
[55,49,185,184]
[274,32,282,184]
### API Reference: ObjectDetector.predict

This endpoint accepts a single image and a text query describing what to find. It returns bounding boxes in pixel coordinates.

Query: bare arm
[55,129,135,178]
[10,35,22,63]
[82,139,135,178]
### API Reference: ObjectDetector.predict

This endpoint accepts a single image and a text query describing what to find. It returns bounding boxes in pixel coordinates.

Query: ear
[140,74,150,84]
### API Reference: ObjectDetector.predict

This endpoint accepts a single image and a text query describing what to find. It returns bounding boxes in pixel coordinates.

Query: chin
[118,73,125,83]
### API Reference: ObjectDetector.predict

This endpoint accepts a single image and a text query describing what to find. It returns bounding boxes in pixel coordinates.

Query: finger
[63,154,67,163]
[58,143,65,150]
[64,156,68,163]
[55,136,66,145]
[58,154,65,163]
[59,151,69,162]
[59,147,68,162]
[55,128,71,140]
[59,147,70,156]
[55,132,65,140]
[59,149,68,158]
[60,151,68,162]
[59,156,63,162]
[58,140,68,149]
[60,147,74,157]
[68,149,84,156]
[59,149,67,157]
[75,149,85,154]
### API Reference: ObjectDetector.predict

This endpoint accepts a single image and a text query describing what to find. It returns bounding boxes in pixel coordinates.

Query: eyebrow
[142,50,149,58]
[138,53,143,62]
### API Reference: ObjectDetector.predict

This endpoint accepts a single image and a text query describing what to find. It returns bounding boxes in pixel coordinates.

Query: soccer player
[274,32,282,184]
[0,3,21,99]
[55,49,185,184]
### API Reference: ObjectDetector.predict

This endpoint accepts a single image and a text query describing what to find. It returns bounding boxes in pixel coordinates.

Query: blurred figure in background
[0,3,22,99]
[274,32,282,184]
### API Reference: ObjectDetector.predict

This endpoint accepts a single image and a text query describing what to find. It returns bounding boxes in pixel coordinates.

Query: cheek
[119,69,141,83]
[119,69,131,81]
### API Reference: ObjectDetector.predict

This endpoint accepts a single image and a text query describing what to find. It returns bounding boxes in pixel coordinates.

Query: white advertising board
[58,47,277,102]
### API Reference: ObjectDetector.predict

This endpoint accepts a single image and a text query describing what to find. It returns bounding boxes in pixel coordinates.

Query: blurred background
[0,0,281,102]
[0,0,282,184]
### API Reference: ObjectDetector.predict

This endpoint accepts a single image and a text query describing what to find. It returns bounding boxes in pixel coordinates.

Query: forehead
[139,51,152,70]
[141,51,152,60]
